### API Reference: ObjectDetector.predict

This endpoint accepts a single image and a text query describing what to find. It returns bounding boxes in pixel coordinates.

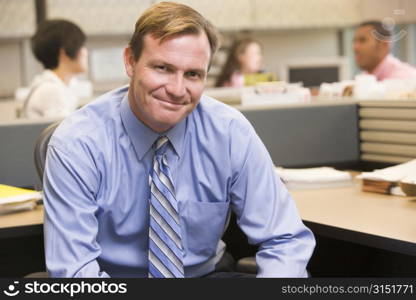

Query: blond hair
[129,1,219,63]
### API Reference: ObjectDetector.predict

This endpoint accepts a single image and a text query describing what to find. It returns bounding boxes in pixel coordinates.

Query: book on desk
[358,159,416,196]
[0,184,42,215]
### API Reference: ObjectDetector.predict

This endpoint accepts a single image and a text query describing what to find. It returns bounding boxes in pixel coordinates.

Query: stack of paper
[0,184,42,214]
[275,167,352,190]
[357,159,416,196]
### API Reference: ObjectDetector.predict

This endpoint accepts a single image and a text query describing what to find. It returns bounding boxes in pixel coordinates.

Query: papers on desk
[0,184,41,214]
[242,82,311,106]
[0,199,37,215]
[275,167,353,190]
[357,159,416,196]
[358,159,416,182]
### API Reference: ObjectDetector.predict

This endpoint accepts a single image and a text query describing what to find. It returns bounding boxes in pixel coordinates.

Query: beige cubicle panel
[359,100,416,164]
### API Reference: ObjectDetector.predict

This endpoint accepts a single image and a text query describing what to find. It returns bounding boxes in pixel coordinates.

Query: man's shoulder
[195,94,252,131]
[389,56,416,72]
[386,59,416,80]
[396,59,416,76]
[50,86,128,151]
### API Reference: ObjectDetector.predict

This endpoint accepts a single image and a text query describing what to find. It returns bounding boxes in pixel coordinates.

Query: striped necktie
[148,136,184,278]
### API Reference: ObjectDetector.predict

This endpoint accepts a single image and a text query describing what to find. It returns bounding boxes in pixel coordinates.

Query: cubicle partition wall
[0,119,56,188]
[240,102,360,168]
[359,101,416,164]
[0,103,361,190]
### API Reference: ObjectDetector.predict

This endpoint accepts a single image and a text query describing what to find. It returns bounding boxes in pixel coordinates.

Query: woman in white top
[23,19,88,119]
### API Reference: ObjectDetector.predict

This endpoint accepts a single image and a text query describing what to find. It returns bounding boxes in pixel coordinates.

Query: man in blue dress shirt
[43,1,315,278]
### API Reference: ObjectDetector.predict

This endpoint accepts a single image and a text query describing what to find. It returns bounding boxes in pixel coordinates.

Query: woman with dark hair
[22,19,88,118]
[215,38,263,87]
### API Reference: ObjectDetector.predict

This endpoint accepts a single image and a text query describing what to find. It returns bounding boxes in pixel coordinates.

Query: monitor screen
[288,66,340,88]
[281,57,349,88]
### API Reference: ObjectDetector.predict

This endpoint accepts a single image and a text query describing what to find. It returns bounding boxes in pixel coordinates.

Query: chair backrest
[34,121,60,182]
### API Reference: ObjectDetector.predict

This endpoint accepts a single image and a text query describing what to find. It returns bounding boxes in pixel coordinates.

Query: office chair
[25,122,60,278]
[34,122,61,183]
[235,257,257,274]
[221,212,258,274]
[224,212,311,276]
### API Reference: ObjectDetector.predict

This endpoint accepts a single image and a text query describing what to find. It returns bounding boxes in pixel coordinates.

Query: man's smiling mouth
[155,96,187,106]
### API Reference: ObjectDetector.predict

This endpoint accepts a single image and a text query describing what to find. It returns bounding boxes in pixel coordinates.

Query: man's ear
[376,39,391,57]
[382,39,392,52]
[123,46,135,78]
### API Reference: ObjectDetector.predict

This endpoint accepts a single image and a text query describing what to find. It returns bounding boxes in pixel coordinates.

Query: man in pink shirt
[353,20,416,81]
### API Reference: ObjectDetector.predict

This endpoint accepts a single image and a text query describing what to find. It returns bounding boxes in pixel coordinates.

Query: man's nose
[166,74,186,98]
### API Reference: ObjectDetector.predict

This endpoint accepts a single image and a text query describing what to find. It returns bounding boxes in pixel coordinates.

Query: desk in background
[293,180,416,256]
[223,175,416,276]
[0,205,43,239]
[292,176,416,276]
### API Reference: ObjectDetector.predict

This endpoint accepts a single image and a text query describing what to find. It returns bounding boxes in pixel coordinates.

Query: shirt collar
[165,114,186,159]
[39,69,67,86]
[120,92,186,160]
[370,54,395,80]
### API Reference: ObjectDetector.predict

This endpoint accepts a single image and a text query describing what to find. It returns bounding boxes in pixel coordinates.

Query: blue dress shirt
[43,86,315,277]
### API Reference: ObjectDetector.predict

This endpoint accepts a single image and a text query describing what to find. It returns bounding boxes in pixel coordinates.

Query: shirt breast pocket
[180,200,230,259]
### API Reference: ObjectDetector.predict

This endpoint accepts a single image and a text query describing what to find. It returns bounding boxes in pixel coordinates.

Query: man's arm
[43,143,109,277]
[229,120,315,277]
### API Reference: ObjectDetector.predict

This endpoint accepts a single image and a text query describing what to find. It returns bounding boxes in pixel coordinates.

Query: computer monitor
[280,57,350,88]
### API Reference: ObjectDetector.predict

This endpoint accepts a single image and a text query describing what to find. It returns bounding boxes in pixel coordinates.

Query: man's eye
[187,71,200,79]
[155,65,167,71]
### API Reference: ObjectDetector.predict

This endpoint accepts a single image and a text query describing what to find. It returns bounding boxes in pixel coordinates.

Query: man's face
[61,46,88,74]
[73,46,89,73]
[124,33,211,133]
[353,25,387,72]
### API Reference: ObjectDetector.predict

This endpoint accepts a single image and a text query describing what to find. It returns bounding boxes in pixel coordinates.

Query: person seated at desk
[43,2,315,278]
[215,38,264,87]
[22,19,88,119]
[354,20,416,81]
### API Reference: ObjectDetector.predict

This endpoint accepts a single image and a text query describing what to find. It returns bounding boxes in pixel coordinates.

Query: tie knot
[155,136,169,156]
